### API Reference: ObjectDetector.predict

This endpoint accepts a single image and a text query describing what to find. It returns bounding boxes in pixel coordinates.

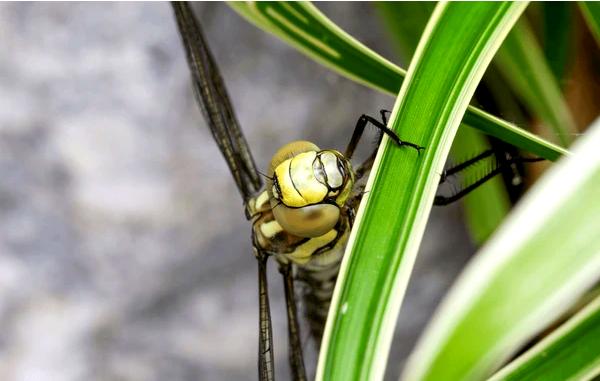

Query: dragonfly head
[267,141,354,238]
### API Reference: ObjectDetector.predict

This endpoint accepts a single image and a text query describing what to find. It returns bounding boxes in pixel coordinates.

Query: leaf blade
[488,295,600,381]
[494,19,577,146]
[376,1,511,243]
[229,1,567,161]
[315,3,528,380]
[580,2,600,47]
[403,119,600,381]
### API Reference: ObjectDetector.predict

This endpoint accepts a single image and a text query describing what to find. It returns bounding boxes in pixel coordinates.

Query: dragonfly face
[248,140,355,268]
[268,141,355,238]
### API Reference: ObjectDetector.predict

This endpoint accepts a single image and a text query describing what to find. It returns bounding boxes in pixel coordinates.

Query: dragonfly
[170,3,542,380]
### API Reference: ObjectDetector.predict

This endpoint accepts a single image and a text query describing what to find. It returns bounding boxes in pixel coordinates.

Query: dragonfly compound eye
[313,150,354,203]
[272,151,329,207]
[314,151,344,189]
[266,142,354,238]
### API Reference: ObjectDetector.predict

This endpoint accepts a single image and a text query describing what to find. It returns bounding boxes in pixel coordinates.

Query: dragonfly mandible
[170,3,542,380]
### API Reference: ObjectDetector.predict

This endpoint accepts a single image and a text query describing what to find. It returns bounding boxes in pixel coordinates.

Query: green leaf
[580,2,600,47]
[480,67,529,126]
[374,1,435,65]
[461,108,566,160]
[376,1,511,243]
[229,1,568,161]
[451,128,511,243]
[403,119,600,381]
[494,19,577,146]
[229,1,405,93]
[316,3,528,380]
[541,2,575,85]
[488,294,600,381]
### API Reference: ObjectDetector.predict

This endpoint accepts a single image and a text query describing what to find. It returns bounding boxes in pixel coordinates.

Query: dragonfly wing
[171,2,262,201]
[257,253,275,381]
[172,3,273,379]
[280,263,308,381]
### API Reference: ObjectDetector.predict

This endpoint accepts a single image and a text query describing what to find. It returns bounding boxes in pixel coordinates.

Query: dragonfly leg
[256,249,275,381]
[344,114,424,160]
[434,164,504,205]
[279,263,308,381]
[438,149,496,185]
[434,150,544,205]
[354,149,376,181]
[380,109,391,125]
[353,110,420,180]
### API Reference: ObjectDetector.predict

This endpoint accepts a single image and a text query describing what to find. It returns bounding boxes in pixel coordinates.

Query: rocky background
[0,3,472,380]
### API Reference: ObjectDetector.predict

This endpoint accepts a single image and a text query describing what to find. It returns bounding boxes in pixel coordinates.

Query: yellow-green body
[246,140,360,341]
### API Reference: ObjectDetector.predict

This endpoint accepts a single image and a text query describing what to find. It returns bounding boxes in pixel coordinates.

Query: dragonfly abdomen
[293,213,351,345]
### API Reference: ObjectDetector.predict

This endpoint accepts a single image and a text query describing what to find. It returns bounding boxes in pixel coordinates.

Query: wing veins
[172,2,262,201]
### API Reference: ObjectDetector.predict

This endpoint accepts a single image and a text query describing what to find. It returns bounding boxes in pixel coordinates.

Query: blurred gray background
[0,2,472,380]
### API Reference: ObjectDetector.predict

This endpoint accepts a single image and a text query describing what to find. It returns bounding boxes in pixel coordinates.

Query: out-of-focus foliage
[230,2,600,380]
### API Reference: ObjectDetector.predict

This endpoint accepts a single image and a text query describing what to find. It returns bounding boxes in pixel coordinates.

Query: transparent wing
[280,263,308,381]
[257,254,275,381]
[172,4,274,381]
[171,2,262,201]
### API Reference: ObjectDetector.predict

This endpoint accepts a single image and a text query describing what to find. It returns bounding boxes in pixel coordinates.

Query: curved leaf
[229,1,567,161]
[488,294,600,381]
[580,2,600,47]
[495,19,577,146]
[404,119,600,381]
[315,3,528,380]
[376,1,510,243]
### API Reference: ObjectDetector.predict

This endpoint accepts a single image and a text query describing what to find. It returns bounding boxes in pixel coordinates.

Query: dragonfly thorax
[267,141,354,238]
